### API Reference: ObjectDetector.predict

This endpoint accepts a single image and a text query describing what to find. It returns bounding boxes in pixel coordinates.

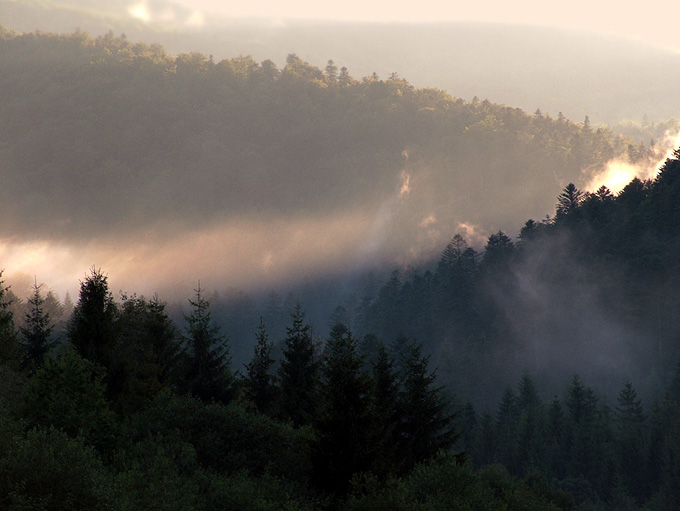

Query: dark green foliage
[647,393,680,510]
[68,267,118,369]
[0,426,115,511]
[495,386,520,472]
[180,285,234,404]
[435,234,477,335]
[0,271,18,366]
[614,381,648,502]
[515,373,546,475]
[127,391,315,485]
[397,340,458,472]
[19,282,55,371]
[278,303,319,427]
[347,454,575,511]
[21,347,117,455]
[369,342,402,478]
[114,432,202,511]
[314,323,374,494]
[244,318,278,415]
[117,293,181,413]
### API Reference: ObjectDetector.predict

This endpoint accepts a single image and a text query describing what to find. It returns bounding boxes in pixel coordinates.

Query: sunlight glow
[128,1,151,23]
[586,129,680,193]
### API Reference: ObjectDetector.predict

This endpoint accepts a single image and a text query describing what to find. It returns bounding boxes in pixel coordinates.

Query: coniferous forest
[3,25,680,511]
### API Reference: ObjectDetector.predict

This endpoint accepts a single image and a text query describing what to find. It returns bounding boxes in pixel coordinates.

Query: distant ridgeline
[0,27,654,240]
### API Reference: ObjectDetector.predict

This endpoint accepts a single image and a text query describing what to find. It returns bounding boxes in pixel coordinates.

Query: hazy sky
[174,0,680,51]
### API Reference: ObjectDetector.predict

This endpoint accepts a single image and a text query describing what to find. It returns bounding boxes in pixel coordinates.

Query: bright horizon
[173,0,680,52]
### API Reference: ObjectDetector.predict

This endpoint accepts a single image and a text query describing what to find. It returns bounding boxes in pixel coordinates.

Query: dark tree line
[0,266,497,510]
[459,371,680,510]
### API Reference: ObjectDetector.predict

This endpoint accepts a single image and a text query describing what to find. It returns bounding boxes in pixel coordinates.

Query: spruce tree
[181,284,234,404]
[117,293,180,412]
[20,280,55,371]
[68,267,118,369]
[244,317,277,415]
[278,303,318,427]
[496,386,520,472]
[314,323,374,494]
[614,380,647,502]
[370,341,401,477]
[397,340,457,472]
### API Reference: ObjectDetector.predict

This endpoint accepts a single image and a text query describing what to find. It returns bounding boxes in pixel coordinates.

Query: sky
[173,0,680,52]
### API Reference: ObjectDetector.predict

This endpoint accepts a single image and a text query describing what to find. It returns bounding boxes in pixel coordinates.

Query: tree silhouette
[181,284,234,404]
[20,280,55,371]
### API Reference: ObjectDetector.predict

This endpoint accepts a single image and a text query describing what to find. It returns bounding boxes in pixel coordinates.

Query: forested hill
[362,149,680,410]
[0,28,651,250]
[5,0,680,125]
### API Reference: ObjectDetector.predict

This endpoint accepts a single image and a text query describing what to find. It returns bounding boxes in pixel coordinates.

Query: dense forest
[3,24,680,510]
[0,26,657,245]
[3,145,680,511]
[5,0,680,124]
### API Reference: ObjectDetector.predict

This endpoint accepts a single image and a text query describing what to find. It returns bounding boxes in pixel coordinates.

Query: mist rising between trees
[3,23,680,511]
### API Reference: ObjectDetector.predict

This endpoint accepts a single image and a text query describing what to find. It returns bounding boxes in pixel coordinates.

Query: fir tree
[278,303,318,427]
[181,284,234,404]
[397,340,457,472]
[20,280,55,371]
[67,267,118,369]
[315,323,374,494]
[369,341,401,477]
[244,317,277,415]
[614,380,648,501]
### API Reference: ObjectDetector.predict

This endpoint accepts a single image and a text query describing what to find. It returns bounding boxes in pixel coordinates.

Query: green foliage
[397,340,458,472]
[19,281,55,372]
[0,426,116,511]
[314,323,374,493]
[369,341,402,478]
[127,391,315,485]
[117,293,181,413]
[114,431,202,511]
[278,304,319,427]
[244,318,278,415]
[68,268,118,368]
[180,285,234,404]
[347,455,575,511]
[0,271,18,367]
[20,347,117,455]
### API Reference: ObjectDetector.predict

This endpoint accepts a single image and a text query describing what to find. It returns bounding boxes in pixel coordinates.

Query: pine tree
[278,303,318,426]
[516,373,545,475]
[117,293,181,412]
[397,340,457,472]
[20,280,55,371]
[370,341,401,477]
[314,323,374,494]
[68,267,118,369]
[496,386,520,472]
[181,284,234,404]
[614,380,647,502]
[244,317,277,415]
[546,397,567,479]
[555,183,584,221]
